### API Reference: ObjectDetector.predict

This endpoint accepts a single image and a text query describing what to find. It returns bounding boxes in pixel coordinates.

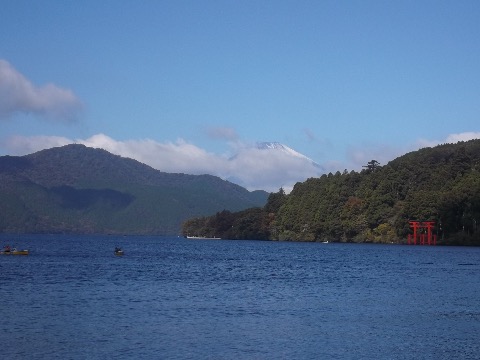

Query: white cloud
[415,132,480,149]
[0,59,83,122]
[2,133,323,192]
[345,132,480,171]
[80,134,226,175]
[445,132,480,143]
[3,131,478,192]
[4,135,72,155]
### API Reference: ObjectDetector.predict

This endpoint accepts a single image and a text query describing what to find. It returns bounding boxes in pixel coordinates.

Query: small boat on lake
[114,247,124,256]
[185,235,221,240]
[1,246,29,255]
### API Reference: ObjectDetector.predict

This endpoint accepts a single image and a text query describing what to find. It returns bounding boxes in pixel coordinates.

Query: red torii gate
[408,221,436,245]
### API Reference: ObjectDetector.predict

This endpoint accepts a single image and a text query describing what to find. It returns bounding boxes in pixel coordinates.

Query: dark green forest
[182,140,480,245]
[0,144,268,235]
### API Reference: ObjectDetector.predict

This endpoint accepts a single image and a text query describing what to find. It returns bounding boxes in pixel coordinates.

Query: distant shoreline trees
[183,140,480,246]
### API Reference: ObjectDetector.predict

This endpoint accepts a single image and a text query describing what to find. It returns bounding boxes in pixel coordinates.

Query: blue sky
[1,0,479,192]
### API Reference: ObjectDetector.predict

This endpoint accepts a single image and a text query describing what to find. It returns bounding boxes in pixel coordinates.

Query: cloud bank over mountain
[2,132,479,193]
[2,134,323,192]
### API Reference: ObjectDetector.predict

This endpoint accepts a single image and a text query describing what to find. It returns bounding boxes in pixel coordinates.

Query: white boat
[185,235,221,240]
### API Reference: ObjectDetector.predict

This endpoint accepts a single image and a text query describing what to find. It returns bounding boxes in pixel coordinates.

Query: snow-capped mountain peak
[256,142,310,160]
[224,141,324,192]
[255,142,322,169]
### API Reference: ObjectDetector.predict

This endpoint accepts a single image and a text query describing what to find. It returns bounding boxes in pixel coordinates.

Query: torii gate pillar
[408,221,436,245]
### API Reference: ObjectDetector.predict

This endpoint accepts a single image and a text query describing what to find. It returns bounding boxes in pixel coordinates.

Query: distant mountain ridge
[0,144,268,235]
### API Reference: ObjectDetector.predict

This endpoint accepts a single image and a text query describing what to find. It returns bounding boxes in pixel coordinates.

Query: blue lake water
[1,234,479,359]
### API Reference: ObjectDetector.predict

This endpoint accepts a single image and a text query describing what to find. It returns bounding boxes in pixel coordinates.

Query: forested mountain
[0,144,268,235]
[182,140,480,246]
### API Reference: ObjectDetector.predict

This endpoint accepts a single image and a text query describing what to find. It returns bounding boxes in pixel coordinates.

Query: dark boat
[1,245,29,255]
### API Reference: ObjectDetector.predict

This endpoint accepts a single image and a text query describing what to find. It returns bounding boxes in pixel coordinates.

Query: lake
[1,234,479,359]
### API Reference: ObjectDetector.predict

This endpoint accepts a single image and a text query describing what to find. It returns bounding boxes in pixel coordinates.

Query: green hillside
[0,144,268,234]
[182,140,480,246]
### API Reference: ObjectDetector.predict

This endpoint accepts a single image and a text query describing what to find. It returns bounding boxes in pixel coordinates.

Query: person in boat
[4,245,11,252]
